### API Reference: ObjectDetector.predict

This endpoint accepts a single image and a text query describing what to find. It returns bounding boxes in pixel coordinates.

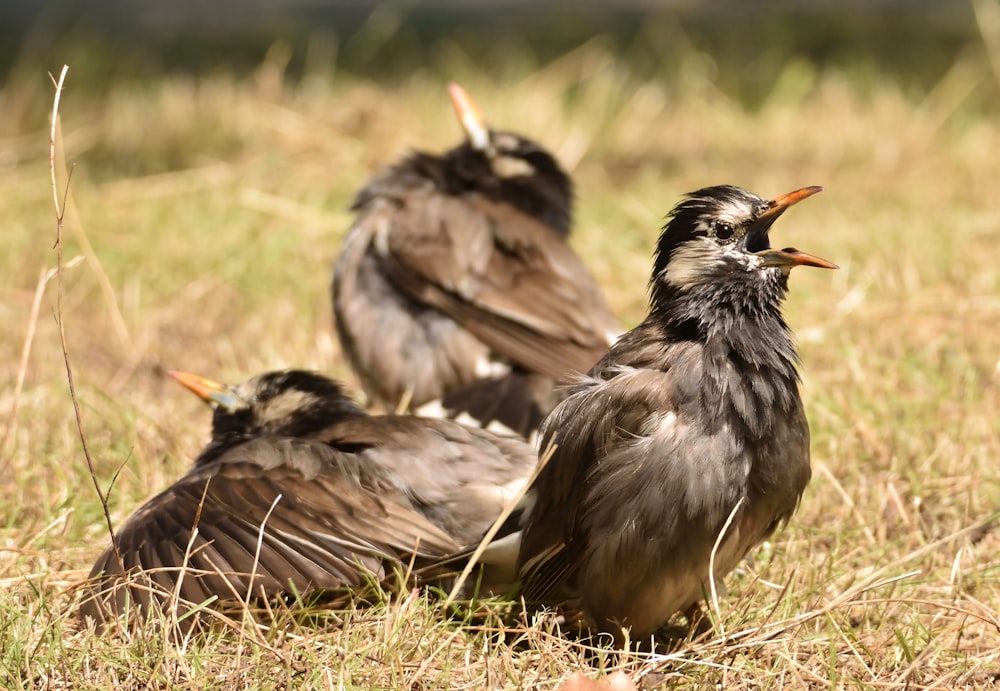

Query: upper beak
[750,185,837,270]
[448,82,490,151]
[167,370,242,411]
[755,186,824,229]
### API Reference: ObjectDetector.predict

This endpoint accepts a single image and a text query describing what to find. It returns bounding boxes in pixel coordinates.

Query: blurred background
[0,1,983,96]
[2,2,1000,685]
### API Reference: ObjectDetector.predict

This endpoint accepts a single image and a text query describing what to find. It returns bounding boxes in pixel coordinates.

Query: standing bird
[82,369,537,625]
[332,83,619,437]
[517,185,837,643]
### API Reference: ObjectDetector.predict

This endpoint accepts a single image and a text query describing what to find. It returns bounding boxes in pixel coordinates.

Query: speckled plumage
[517,185,835,642]
[332,85,619,437]
[82,370,537,625]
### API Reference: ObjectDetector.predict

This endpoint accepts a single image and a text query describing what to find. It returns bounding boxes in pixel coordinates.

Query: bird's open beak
[449,82,491,151]
[751,186,837,270]
[167,370,242,412]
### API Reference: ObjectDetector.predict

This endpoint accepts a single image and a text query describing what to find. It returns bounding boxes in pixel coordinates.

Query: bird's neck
[649,271,799,377]
[592,274,803,438]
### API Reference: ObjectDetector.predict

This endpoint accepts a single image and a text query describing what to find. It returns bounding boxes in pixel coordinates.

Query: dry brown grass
[1,35,999,689]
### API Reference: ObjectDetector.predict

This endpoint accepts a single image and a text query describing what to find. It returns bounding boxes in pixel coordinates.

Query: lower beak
[167,370,242,411]
[757,247,838,270]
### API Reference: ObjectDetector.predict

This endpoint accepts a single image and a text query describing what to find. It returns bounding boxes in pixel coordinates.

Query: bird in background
[82,369,537,626]
[332,82,620,438]
[516,184,837,644]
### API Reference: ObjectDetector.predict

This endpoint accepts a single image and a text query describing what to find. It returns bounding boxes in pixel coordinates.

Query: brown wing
[322,414,539,547]
[381,192,619,378]
[517,367,682,602]
[82,437,461,623]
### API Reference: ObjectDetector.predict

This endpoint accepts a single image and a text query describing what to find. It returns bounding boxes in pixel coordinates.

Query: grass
[2,29,1000,689]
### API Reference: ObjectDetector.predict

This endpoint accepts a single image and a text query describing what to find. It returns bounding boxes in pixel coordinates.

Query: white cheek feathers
[659,236,771,291]
[258,390,319,425]
[659,237,726,290]
[491,155,536,179]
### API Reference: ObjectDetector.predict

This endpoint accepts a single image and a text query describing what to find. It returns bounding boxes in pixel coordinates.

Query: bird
[331,82,620,438]
[515,184,837,644]
[81,369,538,625]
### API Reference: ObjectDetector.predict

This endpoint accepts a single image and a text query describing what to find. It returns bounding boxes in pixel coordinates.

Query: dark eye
[714,222,734,240]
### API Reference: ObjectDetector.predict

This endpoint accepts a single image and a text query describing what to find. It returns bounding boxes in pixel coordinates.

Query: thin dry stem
[49,64,124,575]
[444,441,558,606]
[236,491,284,660]
[170,475,213,640]
[708,495,746,635]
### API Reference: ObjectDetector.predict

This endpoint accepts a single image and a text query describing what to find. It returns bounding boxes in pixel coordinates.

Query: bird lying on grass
[332,82,619,438]
[516,184,837,644]
[81,369,537,626]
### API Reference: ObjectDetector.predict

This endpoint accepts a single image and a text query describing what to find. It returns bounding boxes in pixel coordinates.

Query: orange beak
[167,370,242,411]
[751,186,837,270]
[757,186,825,227]
[448,82,490,151]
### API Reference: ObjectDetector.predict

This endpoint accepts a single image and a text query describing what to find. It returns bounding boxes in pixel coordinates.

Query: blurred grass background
[1,1,1000,687]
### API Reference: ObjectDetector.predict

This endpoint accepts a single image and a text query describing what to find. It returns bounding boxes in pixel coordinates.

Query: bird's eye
[714,222,735,241]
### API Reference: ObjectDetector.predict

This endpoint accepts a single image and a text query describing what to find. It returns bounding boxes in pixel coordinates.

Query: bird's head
[443,82,572,236]
[650,185,836,312]
[167,369,364,443]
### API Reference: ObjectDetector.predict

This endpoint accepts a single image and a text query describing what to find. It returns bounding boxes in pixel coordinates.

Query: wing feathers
[83,438,469,623]
[381,193,618,379]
